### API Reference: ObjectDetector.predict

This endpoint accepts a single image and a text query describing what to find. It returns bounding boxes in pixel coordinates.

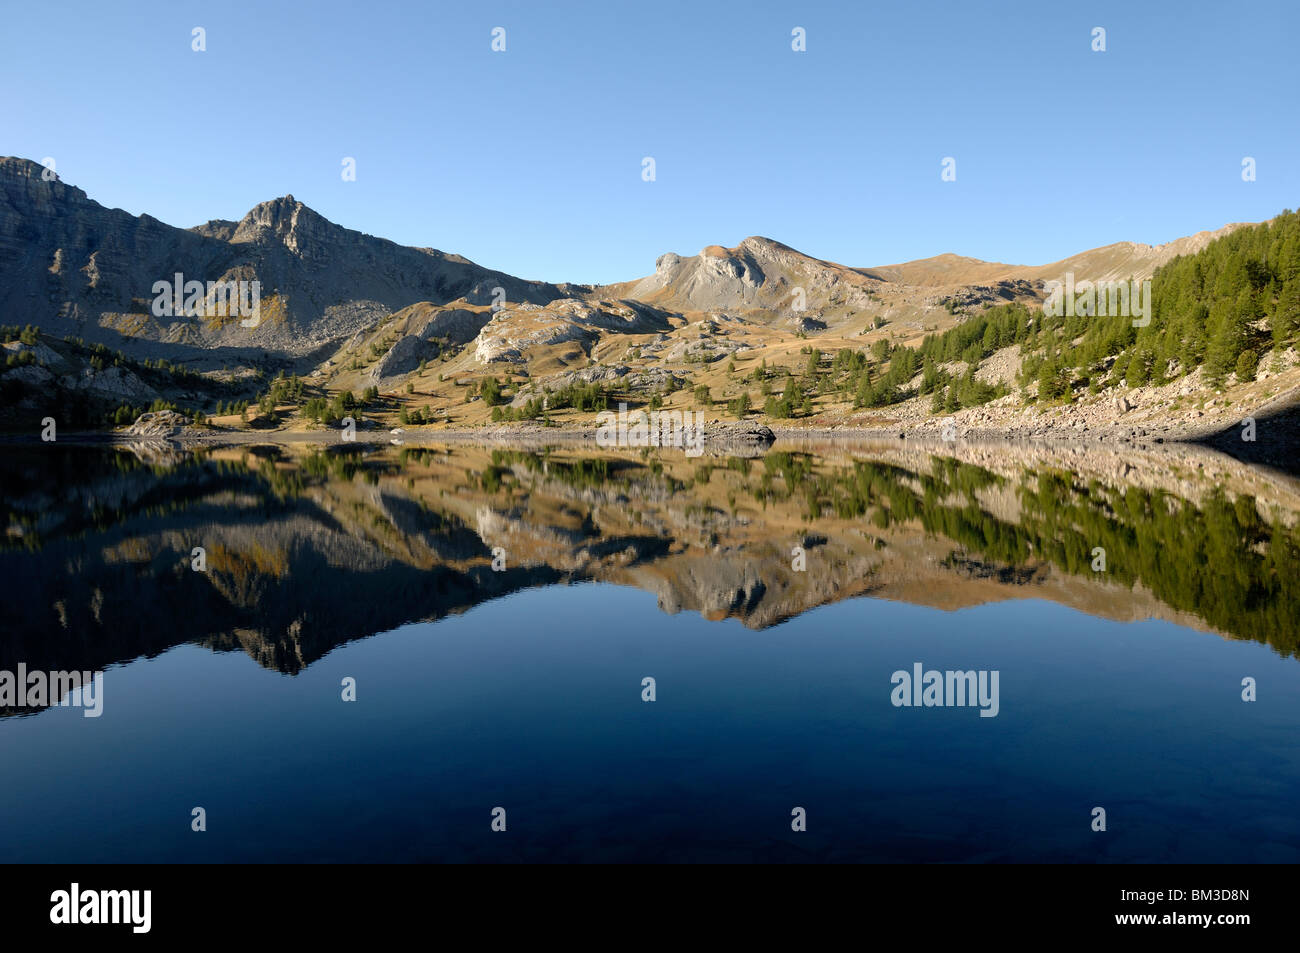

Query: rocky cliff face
[0,157,565,365]
[0,159,233,343]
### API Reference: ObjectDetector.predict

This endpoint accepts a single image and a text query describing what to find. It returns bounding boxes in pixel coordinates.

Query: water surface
[2,442,1297,862]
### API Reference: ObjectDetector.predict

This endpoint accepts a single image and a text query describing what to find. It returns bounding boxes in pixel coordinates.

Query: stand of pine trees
[1144,209,1300,386]
[841,209,1300,410]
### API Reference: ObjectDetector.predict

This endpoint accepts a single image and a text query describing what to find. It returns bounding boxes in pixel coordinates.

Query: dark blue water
[3,581,1297,863]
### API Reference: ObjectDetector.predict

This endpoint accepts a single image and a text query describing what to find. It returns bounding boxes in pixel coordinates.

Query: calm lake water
[2,441,1298,862]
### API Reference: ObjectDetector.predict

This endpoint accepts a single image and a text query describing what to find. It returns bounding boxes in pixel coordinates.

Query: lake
[2,440,1298,862]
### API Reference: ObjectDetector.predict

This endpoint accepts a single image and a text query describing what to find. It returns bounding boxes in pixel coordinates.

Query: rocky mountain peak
[231,195,325,249]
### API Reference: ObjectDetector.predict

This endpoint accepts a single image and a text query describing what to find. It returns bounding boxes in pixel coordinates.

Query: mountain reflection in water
[2,441,1298,698]
[2,441,1299,863]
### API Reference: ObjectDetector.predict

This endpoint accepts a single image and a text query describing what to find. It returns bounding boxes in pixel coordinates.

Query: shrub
[1235,349,1258,382]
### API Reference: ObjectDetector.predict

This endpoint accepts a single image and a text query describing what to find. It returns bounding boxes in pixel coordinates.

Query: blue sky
[3,0,1296,284]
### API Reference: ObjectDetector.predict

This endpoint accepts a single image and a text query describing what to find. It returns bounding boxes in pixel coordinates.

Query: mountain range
[0,155,1247,362]
[2,155,1295,463]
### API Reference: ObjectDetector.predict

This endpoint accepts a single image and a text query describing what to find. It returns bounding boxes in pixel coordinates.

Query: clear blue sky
[3,0,1296,285]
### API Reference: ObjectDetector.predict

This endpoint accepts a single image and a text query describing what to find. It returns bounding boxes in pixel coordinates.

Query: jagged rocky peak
[612,233,882,314]
[231,194,329,247]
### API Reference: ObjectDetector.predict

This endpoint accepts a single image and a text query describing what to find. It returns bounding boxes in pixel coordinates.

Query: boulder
[125,410,194,437]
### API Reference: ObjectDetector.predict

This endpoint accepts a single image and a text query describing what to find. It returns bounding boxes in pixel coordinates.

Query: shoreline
[0,418,1279,450]
[2,416,1293,470]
